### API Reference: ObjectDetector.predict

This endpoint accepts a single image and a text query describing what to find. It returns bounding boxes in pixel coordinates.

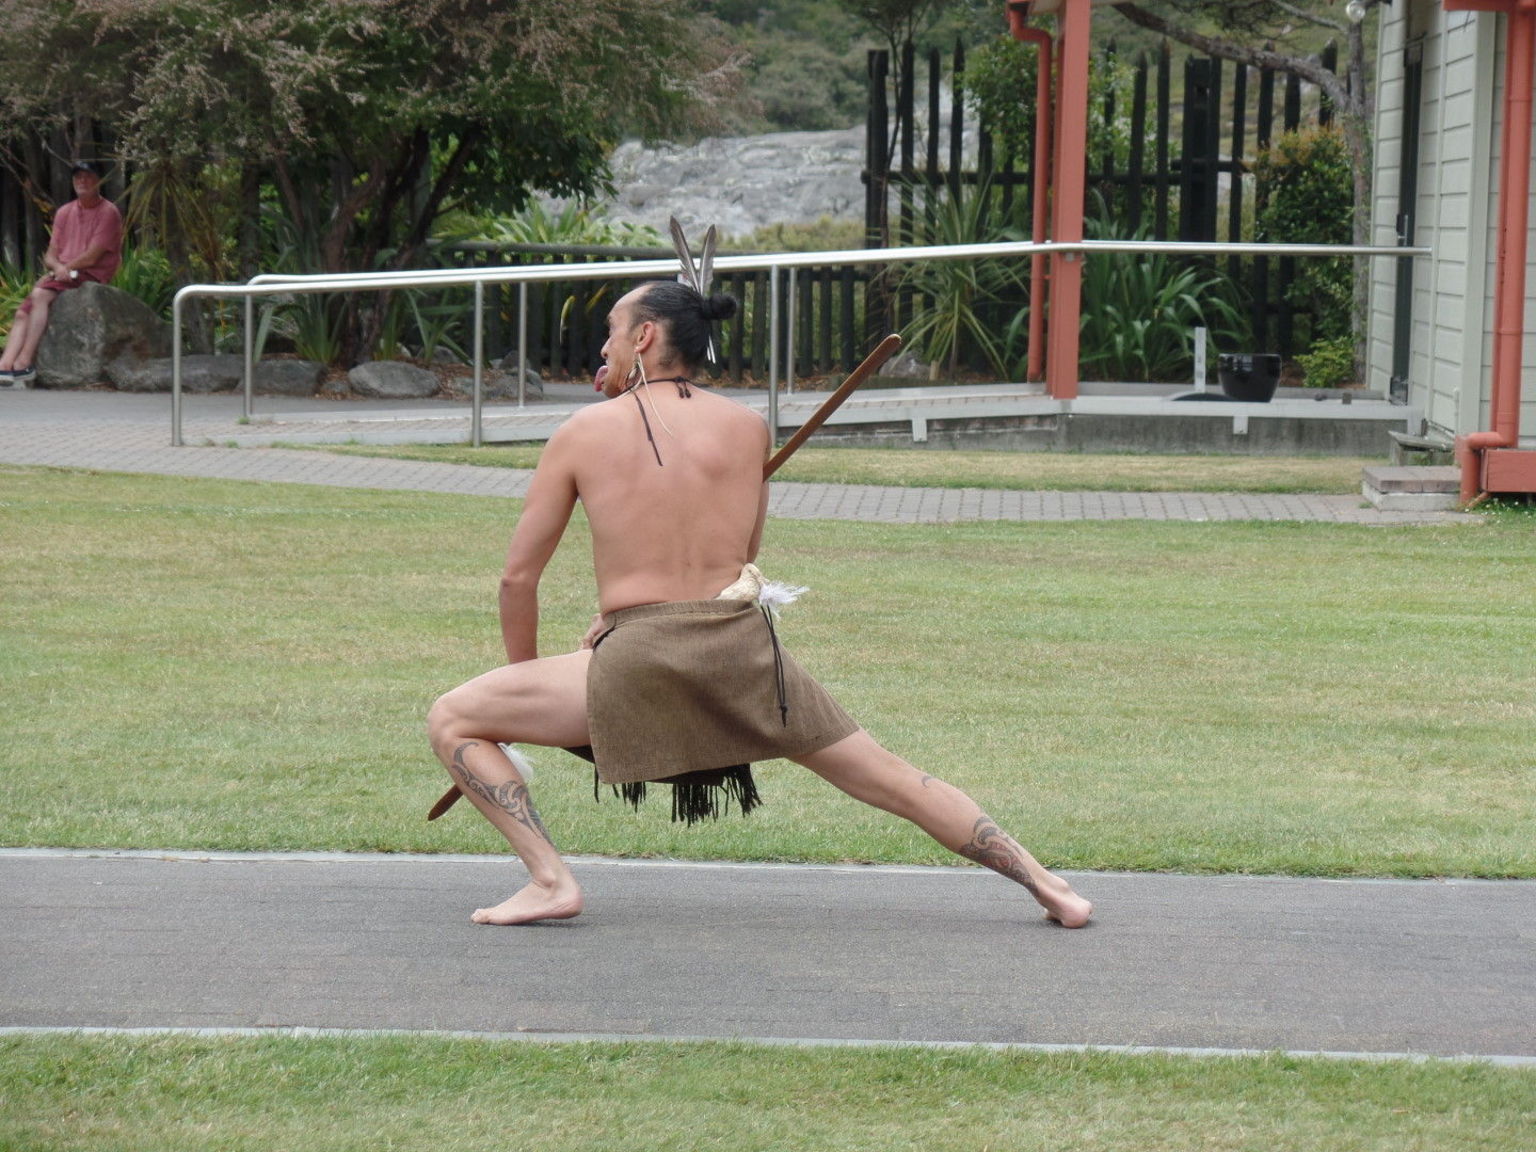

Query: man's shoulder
[697,387,769,428]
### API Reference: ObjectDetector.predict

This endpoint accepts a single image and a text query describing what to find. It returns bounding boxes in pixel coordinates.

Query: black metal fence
[444,242,872,381]
[864,39,1344,360]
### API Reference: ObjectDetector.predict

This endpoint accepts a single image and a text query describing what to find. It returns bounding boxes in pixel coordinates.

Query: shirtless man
[426,281,1092,929]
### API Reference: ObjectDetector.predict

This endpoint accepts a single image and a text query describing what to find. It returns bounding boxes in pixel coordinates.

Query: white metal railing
[170,238,1431,446]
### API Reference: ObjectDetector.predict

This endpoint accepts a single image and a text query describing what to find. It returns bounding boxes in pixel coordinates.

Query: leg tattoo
[450,741,555,846]
[958,815,1041,898]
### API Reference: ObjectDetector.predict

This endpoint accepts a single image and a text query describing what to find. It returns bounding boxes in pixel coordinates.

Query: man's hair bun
[702,293,738,322]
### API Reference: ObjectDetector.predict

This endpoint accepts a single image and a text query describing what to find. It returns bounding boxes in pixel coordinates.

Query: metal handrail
[171,238,1432,446]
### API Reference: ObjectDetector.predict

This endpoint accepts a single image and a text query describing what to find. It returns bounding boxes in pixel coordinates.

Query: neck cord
[616,364,692,466]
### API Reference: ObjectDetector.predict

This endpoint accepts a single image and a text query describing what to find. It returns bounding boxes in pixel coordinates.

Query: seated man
[0,161,123,384]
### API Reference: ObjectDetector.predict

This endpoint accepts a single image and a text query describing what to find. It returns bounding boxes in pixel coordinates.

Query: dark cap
[70,160,103,177]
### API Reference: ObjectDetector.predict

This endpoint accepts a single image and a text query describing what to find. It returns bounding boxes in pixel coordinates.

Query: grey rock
[880,350,932,379]
[256,359,322,396]
[108,354,243,393]
[34,283,172,388]
[483,368,543,400]
[348,360,439,399]
[542,119,979,238]
[106,356,323,395]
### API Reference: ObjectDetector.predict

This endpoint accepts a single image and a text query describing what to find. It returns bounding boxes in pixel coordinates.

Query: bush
[1254,126,1354,350]
[1295,334,1356,388]
[1077,194,1248,382]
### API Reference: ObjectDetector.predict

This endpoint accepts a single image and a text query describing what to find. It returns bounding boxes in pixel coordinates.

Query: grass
[3,466,1533,878]
[3,1034,1533,1152]
[293,441,1380,494]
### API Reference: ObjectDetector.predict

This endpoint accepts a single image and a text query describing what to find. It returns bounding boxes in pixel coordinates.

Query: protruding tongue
[593,365,609,392]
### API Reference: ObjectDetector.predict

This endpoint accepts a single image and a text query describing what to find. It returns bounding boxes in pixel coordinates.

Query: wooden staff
[428,333,904,821]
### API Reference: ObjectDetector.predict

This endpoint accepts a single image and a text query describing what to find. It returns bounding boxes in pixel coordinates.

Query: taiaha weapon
[426,328,903,823]
[764,332,902,477]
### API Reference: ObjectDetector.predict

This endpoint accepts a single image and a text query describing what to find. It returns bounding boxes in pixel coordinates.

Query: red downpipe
[1008,10,1053,382]
[1458,1,1535,501]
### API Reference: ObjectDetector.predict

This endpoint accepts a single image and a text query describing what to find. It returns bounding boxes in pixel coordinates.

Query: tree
[1,0,742,358]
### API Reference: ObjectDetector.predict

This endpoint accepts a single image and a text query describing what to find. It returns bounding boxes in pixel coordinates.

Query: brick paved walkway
[0,388,1479,525]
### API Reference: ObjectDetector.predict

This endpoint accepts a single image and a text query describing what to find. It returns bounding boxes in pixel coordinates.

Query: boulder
[109,354,242,393]
[484,364,544,400]
[256,359,323,396]
[106,355,323,395]
[34,283,172,388]
[348,360,439,399]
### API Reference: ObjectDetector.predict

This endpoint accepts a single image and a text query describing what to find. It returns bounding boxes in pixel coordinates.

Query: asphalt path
[3,850,1532,1063]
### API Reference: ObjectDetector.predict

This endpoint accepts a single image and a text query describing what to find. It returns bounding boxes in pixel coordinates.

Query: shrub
[1254,125,1354,350]
[1295,334,1356,388]
[1077,195,1248,382]
[892,180,1027,378]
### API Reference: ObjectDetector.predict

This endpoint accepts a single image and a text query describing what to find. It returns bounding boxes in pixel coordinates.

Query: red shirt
[52,196,123,284]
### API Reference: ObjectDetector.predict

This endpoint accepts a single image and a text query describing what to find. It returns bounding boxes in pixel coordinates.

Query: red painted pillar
[1045,0,1092,400]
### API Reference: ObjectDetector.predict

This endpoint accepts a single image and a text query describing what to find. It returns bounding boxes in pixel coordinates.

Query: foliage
[733,217,867,253]
[964,35,1040,168]
[1295,334,1357,388]
[892,180,1027,377]
[0,262,29,341]
[1254,125,1355,348]
[112,246,177,319]
[465,202,662,249]
[1078,198,1247,382]
[0,0,742,361]
[966,35,1152,225]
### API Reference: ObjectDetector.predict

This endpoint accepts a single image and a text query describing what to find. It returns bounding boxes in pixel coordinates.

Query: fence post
[768,264,781,445]
[472,280,484,448]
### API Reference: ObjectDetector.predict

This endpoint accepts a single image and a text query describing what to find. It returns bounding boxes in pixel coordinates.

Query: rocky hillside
[547,125,863,238]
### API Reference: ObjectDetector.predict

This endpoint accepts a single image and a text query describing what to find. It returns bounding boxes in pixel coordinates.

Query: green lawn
[3,466,1532,878]
[297,441,1379,494]
[3,1034,1532,1152]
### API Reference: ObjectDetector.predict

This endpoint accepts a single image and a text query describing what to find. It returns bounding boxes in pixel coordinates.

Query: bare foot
[470,879,584,925]
[1035,871,1093,928]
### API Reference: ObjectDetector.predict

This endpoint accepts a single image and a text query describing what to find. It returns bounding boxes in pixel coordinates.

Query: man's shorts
[17,273,94,316]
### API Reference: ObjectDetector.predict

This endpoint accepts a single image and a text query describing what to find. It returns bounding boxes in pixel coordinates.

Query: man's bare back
[554,382,769,612]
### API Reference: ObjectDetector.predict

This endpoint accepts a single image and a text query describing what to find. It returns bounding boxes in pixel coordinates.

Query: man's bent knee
[426,690,467,756]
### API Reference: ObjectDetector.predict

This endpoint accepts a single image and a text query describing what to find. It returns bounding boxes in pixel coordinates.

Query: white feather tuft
[756,580,808,617]
[498,744,535,780]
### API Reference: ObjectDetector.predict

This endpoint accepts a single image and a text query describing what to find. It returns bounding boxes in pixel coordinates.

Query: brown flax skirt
[586,598,858,786]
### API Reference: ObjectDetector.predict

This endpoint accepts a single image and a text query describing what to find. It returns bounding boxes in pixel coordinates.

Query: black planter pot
[1217,353,1281,402]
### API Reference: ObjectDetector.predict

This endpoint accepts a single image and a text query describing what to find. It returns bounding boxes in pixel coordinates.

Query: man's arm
[498,426,580,663]
[59,242,112,275]
[40,230,65,279]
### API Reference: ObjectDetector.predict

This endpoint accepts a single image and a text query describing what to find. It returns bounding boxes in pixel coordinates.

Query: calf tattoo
[450,741,554,846]
[958,815,1041,897]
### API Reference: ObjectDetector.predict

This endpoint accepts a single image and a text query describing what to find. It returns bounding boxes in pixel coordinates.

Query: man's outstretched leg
[794,729,1093,927]
[426,650,591,924]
